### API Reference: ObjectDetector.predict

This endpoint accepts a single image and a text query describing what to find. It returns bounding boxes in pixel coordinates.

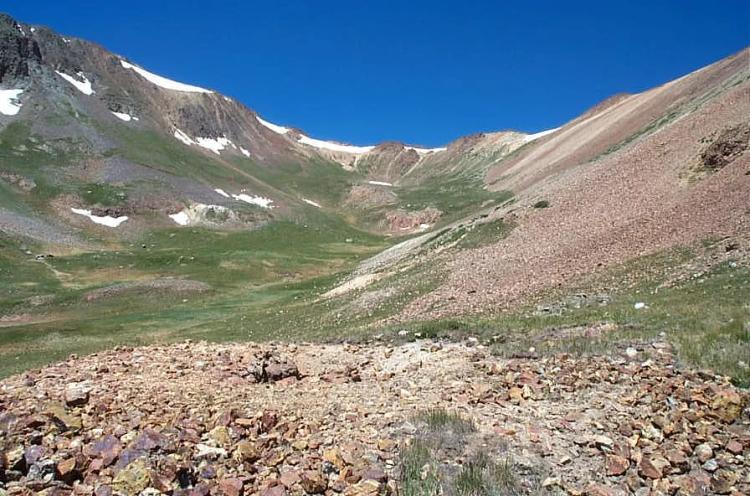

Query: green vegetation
[79,183,127,206]
[455,218,514,249]
[399,440,441,496]
[0,122,81,207]
[400,409,526,496]
[453,453,517,496]
[230,157,357,207]
[0,217,390,377]
[102,125,240,185]
[532,200,549,209]
[395,176,512,226]
[415,408,476,434]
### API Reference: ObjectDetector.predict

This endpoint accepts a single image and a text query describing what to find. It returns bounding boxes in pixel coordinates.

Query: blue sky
[5,1,749,146]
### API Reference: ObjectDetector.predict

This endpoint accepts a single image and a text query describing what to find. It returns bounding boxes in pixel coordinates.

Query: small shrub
[532,200,549,209]
[400,440,441,496]
[417,408,476,434]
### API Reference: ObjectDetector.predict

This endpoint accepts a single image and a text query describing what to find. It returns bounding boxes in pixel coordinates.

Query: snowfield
[195,136,235,155]
[256,116,375,154]
[298,135,375,154]
[256,116,448,156]
[256,116,290,135]
[169,211,190,226]
[55,71,94,95]
[70,208,128,227]
[169,204,231,226]
[214,188,230,198]
[302,198,321,208]
[120,60,212,93]
[232,193,274,209]
[240,147,251,158]
[173,129,195,146]
[367,180,393,186]
[111,111,139,122]
[407,146,447,154]
[173,129,237,155]
[523,127,560,142]
[0,89,23,116]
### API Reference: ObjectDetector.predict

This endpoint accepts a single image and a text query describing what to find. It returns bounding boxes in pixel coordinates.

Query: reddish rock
[300,470,327,494]
[605,454,629,476]
[218,477,244,496]
[260,486,288,496]
[360,465,387,482]
[638,455,670,479]
[56,457,79,483]
[279,470,301,488]
[725,439,743,455]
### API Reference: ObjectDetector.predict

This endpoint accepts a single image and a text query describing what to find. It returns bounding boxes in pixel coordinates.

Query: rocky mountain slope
[0,12,531,244]
[330,47,750,321]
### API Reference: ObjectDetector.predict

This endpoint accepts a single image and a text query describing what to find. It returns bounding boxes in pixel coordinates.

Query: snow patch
[214,188,230,198]
[71,208,128,227]
[232,193,274,209]
[407,146,447,155]
[195,136,235,155]
[256,115,376,154]
[240,147,251,158]
[17,25,25,36]
[173,128,195,146]
[367,181,393,187]
[30,27,36,34]
[302,198,321,208]
[256,116,290,135]
[298,135,375,154]
[55,71,94,95]
[120,60,212,93]
[173,129,237,155]
[111,111,138,122]
[523,127,560,142]
[169,204,231,226]
[169,211,190,226]
[0,89,23,116]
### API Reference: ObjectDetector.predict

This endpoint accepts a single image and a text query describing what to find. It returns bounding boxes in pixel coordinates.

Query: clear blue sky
[5,0,749,146]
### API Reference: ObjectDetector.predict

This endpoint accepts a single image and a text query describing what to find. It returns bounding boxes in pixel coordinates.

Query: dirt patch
[344,185,397,208]
[700,123,750,170]
[0,172,35,192]
[386,207,441,232]
[82,278,210,301]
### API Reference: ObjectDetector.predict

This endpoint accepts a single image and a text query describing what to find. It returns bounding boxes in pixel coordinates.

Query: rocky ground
[0,339,747,495]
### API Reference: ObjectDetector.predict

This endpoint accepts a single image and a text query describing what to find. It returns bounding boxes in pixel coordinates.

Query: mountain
[0,12,531,245]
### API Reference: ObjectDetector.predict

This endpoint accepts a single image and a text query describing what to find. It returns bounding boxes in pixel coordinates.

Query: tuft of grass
[400,440,441,496]
[416,408,476,434]
[453,452,518,496]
